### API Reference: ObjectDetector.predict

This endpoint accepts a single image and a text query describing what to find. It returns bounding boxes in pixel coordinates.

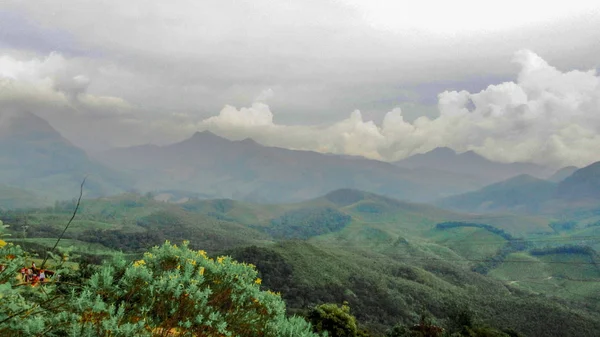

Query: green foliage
[435,222,530,274]
[266,207,351,239]
[0,241,320,337]
[530,245,597,258]
[308,302,359,337]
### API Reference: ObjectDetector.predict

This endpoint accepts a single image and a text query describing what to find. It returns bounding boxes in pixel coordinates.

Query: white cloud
[0,53,137,150]
[2,50,600,168]
[4,0,599,124]
[183,50,600,168]
[255,88,274,103]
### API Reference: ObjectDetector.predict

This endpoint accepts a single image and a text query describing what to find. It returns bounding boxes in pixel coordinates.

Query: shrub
[1,240,320,337]
[308,302,358,337]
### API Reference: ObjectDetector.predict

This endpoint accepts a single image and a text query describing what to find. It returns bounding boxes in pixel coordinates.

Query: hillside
[548,166,578,183]
[557,161,600,200]
[4,189,600,335]
[0,184,50,210]
[436,175,557,214]
[435,161,600,217]
[93,131,487,203]
[0,110,132,201]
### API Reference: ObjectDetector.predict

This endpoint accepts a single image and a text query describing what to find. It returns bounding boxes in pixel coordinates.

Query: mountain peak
[191,130,220,139]
[428,147,457,156]
[238,137,260,146]
[0,110,58,139]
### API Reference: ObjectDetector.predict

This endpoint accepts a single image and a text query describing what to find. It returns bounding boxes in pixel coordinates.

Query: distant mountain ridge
[557,162,600,200]
[395,147,549,182]
[437,174,557,214]
[0,110,132,200]
[94,131,493,203]
[548,166,578,183]
[437,161,600,215]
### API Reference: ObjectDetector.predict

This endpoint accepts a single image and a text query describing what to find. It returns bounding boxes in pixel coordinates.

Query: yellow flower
[199,267,205,275]
[144,252,153,258]
[266,290,281,296]
[255,278,262,285]
[217,256,225,264]
[197,250,207,258]
[0,239,6,248]
[133,259,146,267]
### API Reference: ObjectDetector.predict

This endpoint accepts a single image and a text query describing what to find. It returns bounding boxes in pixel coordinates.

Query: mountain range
[3,110,597,207]
[92,129,558,203]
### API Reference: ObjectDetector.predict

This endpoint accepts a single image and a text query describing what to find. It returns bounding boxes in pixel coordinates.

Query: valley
[2,187,599,336]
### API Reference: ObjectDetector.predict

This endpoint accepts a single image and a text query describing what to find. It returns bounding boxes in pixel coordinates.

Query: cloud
[5,0,600,127]
[255,88,274,103]
[185,50,600,168]
[2,50,600,168]
[0,52,137,150]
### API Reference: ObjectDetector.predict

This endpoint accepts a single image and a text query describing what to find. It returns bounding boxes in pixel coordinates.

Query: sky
[0,0,599,168]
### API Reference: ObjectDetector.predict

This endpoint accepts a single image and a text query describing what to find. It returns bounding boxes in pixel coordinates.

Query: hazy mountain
[436,174,557,214]
[94,131,485,203]
[548,166,579,182]
[557,161,600,200]
[437,161,600,215]
[0,110,132,200]
[395,147,548,184]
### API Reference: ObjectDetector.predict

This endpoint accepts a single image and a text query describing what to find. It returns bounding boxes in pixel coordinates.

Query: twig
[41,176,87,269]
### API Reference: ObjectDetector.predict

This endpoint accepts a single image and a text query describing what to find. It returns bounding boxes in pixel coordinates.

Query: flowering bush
[0,239,320,337]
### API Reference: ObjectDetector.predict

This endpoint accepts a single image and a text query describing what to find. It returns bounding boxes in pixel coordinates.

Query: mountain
[395,147,548,184]
[93,131,486,203]
[557,161,600,200]
[0,110,132,200]
[548,166,579,182]
[437,161,600,216]
[436,174,557,214]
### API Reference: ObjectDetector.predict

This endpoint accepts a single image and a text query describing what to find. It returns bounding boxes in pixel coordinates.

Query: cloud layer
[191,50,600,168]
[1,48,599,168]
[3,0,600,126]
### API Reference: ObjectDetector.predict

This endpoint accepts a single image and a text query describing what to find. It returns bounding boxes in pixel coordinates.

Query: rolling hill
[3,188,600,336]
[436,174,557,214]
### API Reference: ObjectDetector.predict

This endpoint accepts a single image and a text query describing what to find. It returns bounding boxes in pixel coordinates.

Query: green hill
[2,189,600,336]
[436,174,557,214]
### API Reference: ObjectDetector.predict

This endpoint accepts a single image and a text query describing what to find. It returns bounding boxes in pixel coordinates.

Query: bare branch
[41,176,87,269]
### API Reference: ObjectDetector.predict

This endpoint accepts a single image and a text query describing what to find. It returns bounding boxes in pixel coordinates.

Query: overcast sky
[1,0,600,167]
